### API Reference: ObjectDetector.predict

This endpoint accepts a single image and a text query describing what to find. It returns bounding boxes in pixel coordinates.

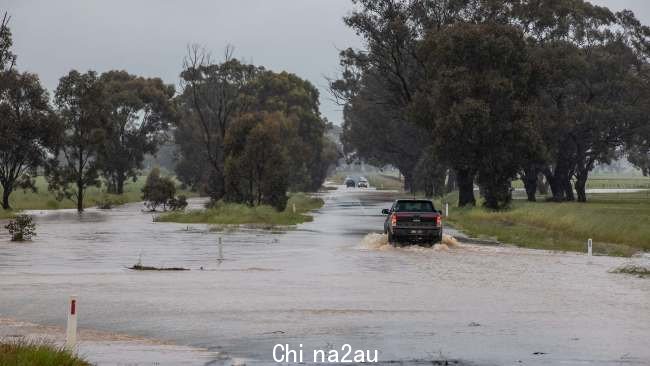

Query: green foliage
[98,70,176,194]
[0,12,16,72]
[0,69,59,210]
[168,195,188,211]
[175,48,335,203]
[160,193,324,226]
[142,168,176,211]
[5,214,36,241]
[224,112,289,210]
[0,340,90,366]
[46,70,107,212]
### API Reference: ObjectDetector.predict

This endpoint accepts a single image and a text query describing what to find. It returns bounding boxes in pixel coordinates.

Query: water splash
[361,233,459,251]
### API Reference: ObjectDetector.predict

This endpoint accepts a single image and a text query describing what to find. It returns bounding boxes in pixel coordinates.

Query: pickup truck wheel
[387,232,395,246]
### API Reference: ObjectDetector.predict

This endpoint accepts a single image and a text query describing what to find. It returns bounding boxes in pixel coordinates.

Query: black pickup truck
[382,199,443,247]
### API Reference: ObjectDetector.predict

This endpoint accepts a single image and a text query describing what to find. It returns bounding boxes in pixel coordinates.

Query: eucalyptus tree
[0,71,59,209]
[47,70,108,212]
[98,70,176,194]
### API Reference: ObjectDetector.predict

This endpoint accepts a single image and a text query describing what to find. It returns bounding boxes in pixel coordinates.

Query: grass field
[0,175,193,217]
[0,341,90,366]
[438,191,650,257]
[512,176,650,190]
[159,193,325,226]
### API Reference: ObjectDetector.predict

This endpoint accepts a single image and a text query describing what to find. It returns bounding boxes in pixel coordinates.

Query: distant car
[344,177,356,188]
[382,199,443,247]
[357,178,369,188]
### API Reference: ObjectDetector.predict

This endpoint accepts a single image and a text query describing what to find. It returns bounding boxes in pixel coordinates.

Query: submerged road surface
[1,187,649,365]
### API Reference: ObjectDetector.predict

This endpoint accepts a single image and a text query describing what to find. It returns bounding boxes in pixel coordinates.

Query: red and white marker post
[66,295,78,350]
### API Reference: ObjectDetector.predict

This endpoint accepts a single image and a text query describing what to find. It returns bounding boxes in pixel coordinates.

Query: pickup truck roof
[393,200,436,213]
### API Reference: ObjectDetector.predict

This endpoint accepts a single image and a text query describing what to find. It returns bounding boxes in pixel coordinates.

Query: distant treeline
[330,0,650,209]
[0,14,338,212]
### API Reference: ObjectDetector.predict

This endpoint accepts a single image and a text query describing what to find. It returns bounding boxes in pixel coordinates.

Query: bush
[5,214,36,241]
[168,195,188,211]
[142,168,176,211]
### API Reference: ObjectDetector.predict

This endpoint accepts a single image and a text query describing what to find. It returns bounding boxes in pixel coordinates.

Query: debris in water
[611,264,650,278]
[468,322,481,327]
[129,264,189,271]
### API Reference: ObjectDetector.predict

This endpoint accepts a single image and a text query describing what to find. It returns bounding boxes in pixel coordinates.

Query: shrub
[5,214,36,241]
[168,195,188,211]
[142,168,176,211]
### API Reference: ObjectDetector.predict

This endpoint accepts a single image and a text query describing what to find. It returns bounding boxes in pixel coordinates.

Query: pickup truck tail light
[391,214,397,227]
[435,215,442,227]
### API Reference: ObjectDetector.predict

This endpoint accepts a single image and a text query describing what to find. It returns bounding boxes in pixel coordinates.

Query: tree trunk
[537,173,549,195]
[521,166,538,202]
[574,171,588,202]
[424,181,434,198]
[445,169,457,193]
[563,176,575,202]
[77,181,84,212]
[544,167,571,202]
[456,168,476,207]
[116,172,126,195]
[402,171,414,193]
[2,185,11,210]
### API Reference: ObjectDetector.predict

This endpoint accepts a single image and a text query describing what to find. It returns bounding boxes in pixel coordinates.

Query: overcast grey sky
[2,0,649,124]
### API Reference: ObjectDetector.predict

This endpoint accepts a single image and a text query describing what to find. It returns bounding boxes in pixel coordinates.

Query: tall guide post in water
[66,295,78,350]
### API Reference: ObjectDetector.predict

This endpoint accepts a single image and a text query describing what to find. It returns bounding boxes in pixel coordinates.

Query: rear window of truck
[394,201,435,212]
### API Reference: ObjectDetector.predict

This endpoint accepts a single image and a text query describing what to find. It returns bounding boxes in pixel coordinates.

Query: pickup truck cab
[382,199,443,247]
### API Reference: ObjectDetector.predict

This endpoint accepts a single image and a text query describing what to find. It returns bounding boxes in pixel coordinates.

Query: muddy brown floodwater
[0,187,649,365]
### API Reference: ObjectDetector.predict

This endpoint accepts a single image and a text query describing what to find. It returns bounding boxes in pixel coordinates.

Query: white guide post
[445,203,449,218]
[66,295,78,350]
[218,237,224,262]
[587,238,593,256]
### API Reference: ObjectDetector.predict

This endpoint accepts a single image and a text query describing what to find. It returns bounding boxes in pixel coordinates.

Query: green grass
[159,193,325,226]
[440,192,650,257]
[0,175,194,214]
[0,341,90,366]
[512,176,650,190]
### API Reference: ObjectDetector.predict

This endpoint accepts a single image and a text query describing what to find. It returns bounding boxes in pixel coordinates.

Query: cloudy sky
[2,0,649,124]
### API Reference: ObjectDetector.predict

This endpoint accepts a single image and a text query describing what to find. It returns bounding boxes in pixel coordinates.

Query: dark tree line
[0,16,338,212]
[0,13,176,211]
[331,0,650,210]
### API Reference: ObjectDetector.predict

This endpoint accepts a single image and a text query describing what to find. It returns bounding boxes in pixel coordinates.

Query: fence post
[218,237,224,262]
[66,295,78,350]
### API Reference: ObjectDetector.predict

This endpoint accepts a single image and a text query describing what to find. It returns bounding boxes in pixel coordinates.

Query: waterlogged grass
[0,175,193,213]
[0,210,14,220]
[159,193,325,226]
[442,192,650,257]
[612,264,650,278]
[0,341,90,366]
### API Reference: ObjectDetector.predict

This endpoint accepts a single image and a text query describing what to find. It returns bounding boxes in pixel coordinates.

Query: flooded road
[1,187,649,365]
